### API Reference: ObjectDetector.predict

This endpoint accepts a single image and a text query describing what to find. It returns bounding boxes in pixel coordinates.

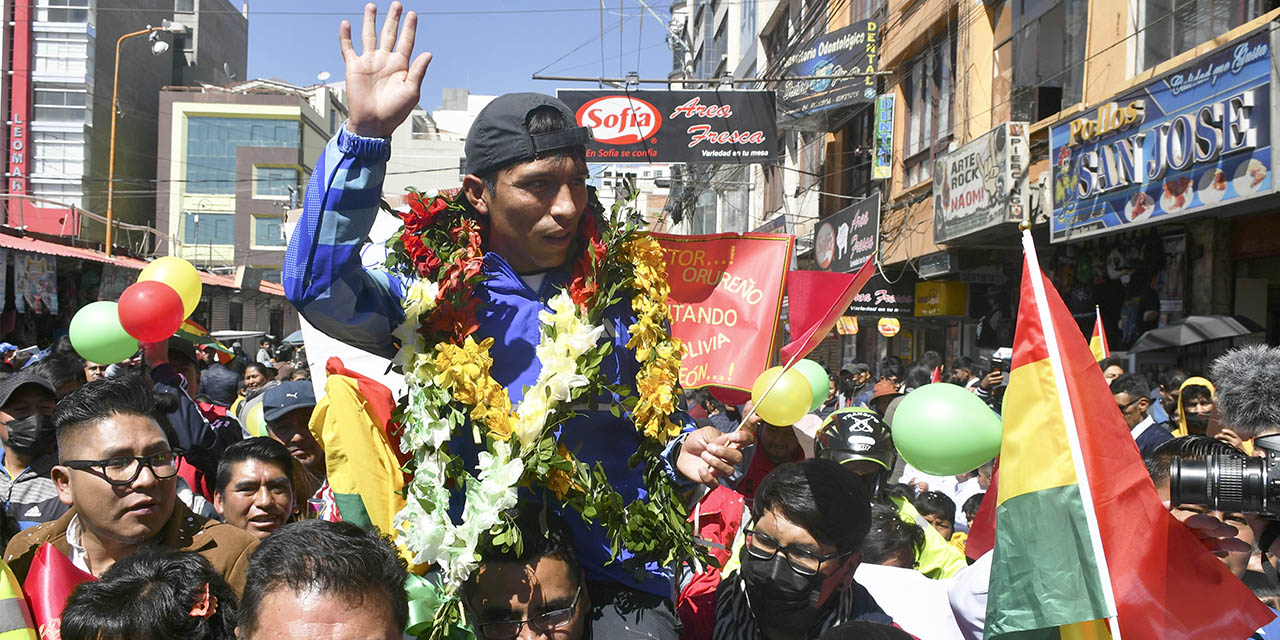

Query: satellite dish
[317,71,332,82]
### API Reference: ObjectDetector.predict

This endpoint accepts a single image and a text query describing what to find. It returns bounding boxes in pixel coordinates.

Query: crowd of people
[0,3,1272,639]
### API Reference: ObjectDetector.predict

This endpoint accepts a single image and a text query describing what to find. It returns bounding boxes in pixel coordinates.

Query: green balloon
[793,359,830,412]
[891,383,1003,475]
[70,301,138,365]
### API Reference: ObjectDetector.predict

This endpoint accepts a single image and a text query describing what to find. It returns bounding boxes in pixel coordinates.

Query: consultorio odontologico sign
[1049,27,1274,242]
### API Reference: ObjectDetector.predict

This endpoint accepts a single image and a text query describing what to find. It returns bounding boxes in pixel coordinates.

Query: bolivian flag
[1088,306,1109,361]
[986,231,1273,639]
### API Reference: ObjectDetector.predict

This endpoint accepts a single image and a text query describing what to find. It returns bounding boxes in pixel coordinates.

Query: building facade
[1,0,247,246]
[156,80,344,283]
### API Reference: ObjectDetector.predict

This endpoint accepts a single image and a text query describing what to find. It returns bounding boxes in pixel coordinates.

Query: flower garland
[384,188,703,638]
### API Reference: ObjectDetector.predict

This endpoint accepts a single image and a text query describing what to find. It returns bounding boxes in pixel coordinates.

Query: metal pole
[106,27,157,257]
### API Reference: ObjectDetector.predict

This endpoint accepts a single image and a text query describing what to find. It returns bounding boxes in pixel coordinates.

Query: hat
[0,371,56,410]
[261,381,316,423]
[464,93,594,176]
[814,407,895,470]
[869,380,902,404]
[167,337,197,366]
[199,364,239,407]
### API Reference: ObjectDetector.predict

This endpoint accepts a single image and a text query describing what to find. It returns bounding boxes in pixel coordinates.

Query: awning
[0,233,286,297]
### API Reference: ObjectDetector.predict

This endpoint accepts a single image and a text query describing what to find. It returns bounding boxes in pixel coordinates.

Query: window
[1009,0,1088,123]
[721,167,748,233]
[252,166,298,199]
[33,33,91,76]
[252,215,285,247]
[901,29,955,188]
[691,189,717,234]
[38,0,89,23]
[29,181,83,208]
[33,86,86,123]
[1138,0,1267,71]
[741,0,758,53]
[31,130,84,176]
[763,164,784,215]
[185,117,300,195]
[992,1,1014,124]
[799,131,825,190]
[175,0,195,12]
[183,211,236,245]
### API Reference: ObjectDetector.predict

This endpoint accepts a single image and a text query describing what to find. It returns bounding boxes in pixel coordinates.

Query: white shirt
[948,551,993,640]
[855,562,966,640]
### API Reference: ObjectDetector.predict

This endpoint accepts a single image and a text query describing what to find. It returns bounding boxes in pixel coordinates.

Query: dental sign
[558,89,779,164]
[1050,28,1273,242]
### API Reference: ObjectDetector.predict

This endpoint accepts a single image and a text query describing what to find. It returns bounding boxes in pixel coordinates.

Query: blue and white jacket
[284,126,692,599]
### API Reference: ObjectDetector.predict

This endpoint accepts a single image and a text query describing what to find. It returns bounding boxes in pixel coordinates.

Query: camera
[1170,433,1280,515]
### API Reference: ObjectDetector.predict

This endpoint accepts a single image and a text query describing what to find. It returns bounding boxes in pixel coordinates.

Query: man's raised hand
[340,2,432,139]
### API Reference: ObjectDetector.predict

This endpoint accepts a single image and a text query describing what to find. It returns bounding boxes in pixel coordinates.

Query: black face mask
[741,550,835,635]
[3,414,55,457]
[1185,412,1211,435]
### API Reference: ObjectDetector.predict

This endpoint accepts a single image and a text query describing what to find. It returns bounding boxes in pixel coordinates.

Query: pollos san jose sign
[558,89,779,163]
[1049,27,1274,242]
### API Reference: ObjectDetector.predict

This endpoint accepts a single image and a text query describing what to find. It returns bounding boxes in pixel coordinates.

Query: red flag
[780,258,876,363]
[23,543,94,638]
[964,463,998,561]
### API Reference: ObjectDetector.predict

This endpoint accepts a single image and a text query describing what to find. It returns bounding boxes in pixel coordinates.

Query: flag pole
[1021,228,1122,638]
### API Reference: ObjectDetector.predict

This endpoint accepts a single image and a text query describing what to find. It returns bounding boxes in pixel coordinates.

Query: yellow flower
[547,444,579,499]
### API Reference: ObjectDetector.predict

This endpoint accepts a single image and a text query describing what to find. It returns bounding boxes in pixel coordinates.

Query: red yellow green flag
[986,231,1274,639]
[1089,306,1109,361]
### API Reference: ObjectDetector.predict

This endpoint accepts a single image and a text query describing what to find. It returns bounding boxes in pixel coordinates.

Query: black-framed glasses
[476,582,583,639]
[744,527,851,576]
[62,451,183,487]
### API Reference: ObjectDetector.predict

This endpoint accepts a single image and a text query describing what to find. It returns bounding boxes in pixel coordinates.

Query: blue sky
[246,1,677,110]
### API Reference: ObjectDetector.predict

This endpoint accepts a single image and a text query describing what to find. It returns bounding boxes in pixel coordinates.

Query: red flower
[401,231,427,262]
[428,298,481,340]
[403,194,450,233]
[414,247,442,278]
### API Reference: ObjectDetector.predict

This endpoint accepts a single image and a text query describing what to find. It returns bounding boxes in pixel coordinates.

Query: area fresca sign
[932,122,1029,243]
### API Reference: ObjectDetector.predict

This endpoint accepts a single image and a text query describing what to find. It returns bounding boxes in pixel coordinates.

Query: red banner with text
[655,232,793,394]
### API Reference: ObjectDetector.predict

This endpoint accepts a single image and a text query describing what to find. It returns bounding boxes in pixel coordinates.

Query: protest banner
[655,232,793,394]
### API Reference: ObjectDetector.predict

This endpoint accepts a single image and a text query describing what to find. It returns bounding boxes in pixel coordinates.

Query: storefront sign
[13,252,56,314]
[914,280,969,317]
[778,20,879,118]
[1050,29,1273,242]
[558,89,779,164]
[654,232,793,392]
[849,274,914,315]
[877,317,901,337]
[813,193,880,274]
[753,213,788,234]
[933,122,1029,243]
[872,94,894,180]
[836,316,859,335]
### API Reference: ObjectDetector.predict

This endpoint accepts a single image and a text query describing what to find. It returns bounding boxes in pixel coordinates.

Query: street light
[105,19,188,257]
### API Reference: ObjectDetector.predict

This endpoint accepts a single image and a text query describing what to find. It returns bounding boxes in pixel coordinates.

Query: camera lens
[1170,453,1269,514]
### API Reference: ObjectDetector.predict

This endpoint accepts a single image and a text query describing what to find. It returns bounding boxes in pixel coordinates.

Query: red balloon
[118,281,185,343]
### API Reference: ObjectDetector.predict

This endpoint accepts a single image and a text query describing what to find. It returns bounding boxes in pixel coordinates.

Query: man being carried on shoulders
[283,4,749,637]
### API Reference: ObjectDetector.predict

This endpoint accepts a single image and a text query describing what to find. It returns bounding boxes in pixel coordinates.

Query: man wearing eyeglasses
[2,376,258,594]
[462,502,589,640]
[713,458,891,640]
[1110,373,1173,458]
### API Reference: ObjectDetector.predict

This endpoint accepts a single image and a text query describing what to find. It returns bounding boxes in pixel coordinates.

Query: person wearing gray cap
[281,4,750,637]
[0,371,68,544]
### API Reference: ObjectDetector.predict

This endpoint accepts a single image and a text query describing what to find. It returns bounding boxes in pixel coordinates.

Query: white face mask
[1119,274,1132,285]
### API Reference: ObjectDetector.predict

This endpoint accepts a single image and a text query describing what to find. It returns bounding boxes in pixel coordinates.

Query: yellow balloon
[246,402,266,438]
[139,256,202,318]
[751,366,812,426]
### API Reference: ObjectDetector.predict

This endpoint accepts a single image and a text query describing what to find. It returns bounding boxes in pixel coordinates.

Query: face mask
[741,549,839,635]
[3,414,55,457]
[1185,412,1211,435]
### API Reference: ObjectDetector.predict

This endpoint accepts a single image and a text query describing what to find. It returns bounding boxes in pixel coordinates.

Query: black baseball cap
[261,381,316,423]
[0,371,56,410]
[464,92,593,176]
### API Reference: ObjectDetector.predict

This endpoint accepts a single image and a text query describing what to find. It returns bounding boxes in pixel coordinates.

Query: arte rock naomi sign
[558,89,779,164]
[1049,27,1273,242]
[933,122,1030,243]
